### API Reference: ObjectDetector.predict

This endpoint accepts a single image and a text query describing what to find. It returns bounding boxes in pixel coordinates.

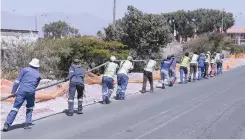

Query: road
[2,66,245,139]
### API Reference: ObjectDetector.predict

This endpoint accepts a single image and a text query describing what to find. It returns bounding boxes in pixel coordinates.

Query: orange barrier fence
[1,79,70,103]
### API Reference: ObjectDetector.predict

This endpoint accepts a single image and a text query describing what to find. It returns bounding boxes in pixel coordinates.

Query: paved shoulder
[2,66,245,139]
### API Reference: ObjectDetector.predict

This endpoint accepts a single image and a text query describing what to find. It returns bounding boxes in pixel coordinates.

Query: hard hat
[200,53,205,56]
[110,56,116,61]
[73,58,80,63]
[207,51,211,54]
[127,56,133,60]
[29,58,40,68]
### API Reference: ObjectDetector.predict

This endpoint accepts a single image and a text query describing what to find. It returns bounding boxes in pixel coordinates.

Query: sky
[1,0,245,35]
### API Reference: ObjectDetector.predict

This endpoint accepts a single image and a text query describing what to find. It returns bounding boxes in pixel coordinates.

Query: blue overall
[160,59,171,85]
[116,73,129,100]
[67,64,85,112]
[102,76,114,101]
[169,57,177,83]
[5,66,41,125]
[198,56,206,80]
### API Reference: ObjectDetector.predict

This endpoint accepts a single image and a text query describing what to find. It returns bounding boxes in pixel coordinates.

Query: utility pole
[222,8,224,33]
[66,17,70,37]
[113,0,116,27]
[35,15,38,31]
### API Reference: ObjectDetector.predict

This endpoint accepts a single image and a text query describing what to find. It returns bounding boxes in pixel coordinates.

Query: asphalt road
[2,66,245,139]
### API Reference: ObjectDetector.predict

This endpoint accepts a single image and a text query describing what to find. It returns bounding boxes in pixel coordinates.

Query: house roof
[1,29,38,33]
[226,26,245,33]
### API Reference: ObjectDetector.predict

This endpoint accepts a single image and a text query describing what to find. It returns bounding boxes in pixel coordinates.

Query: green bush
[230,45,245,54]
[1,37,129,80]
[182,32,234,54]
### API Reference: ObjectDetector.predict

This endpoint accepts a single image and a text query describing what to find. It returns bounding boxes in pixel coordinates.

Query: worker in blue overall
[169,54,177,86]
[65,58,85,116]
[102,56,119,104]
[116,56,134,100]
[3,58,41,132]
[160,55,172,89]
[197,53,206,80]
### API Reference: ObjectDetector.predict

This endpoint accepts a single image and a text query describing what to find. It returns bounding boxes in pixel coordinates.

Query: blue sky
[1,0,245,35]
[2,0,245,21]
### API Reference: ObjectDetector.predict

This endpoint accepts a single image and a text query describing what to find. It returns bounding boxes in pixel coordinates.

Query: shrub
[182,32,234,55]
[1,37,129,80]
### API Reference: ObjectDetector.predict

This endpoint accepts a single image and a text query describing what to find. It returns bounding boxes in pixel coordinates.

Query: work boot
[24,123,32,129]
[105,96,111,104]
[169,81,173,87]
[120,93,125,100]
[162,84,165,89]
[2,123,10,132]
[141,89,146,93]
[67,101,74,116]
[115,94,120,100]
[77,100,83,114]
[150,88,154,93]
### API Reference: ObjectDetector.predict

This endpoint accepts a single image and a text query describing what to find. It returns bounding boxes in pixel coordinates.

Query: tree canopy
[42,21,80,39]
[102,6,235,59]
[163,9,235,40]
[104,5,173,59]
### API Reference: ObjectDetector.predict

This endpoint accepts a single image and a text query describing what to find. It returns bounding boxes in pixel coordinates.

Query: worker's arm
[36,77,41,89]
[115,63,120,73]
[82,68,85,78]
[66,66,74,81]
[129,62,134,73]
[11,69,26,94]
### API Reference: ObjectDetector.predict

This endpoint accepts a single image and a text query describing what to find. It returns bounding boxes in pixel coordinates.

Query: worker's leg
[220,61,223,74]
[25,93,35,129]
[76,83,84,114]
[201,67,205,78]
[116,74,123,99]
[198,66,202,80]
[193,64,197,81]
[67,82,76,116]
[169,69,176,86]
[215,62,218,75]
[142,71,148,92]
[204,62,207,78]
[146,71,154,92]
[3,93,26,131]
[105,77,114,104]
[120,74,129,100]
[102,76,108,102]
[210,63,214,77]
[189,64,194,82]
[163,70,170,86]
[185,67,189,82]
[179,66,184,84]
[161,69,166,89]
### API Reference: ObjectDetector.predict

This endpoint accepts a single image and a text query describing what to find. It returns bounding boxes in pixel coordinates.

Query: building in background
[1,29,39,47]
[226,26,245,45]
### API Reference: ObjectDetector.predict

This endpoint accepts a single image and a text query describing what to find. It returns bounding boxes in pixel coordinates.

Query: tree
[104,5,172,59]
[42,21,80,39]
[163,9,235,40]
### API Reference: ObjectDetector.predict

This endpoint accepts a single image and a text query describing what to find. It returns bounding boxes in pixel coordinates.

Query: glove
[11,91,17,96]
[65,77,69,82]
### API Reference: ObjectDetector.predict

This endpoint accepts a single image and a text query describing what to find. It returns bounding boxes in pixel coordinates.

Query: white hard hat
[29,58,40,68]
[110,56,116,61]
[127,56,133,60]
